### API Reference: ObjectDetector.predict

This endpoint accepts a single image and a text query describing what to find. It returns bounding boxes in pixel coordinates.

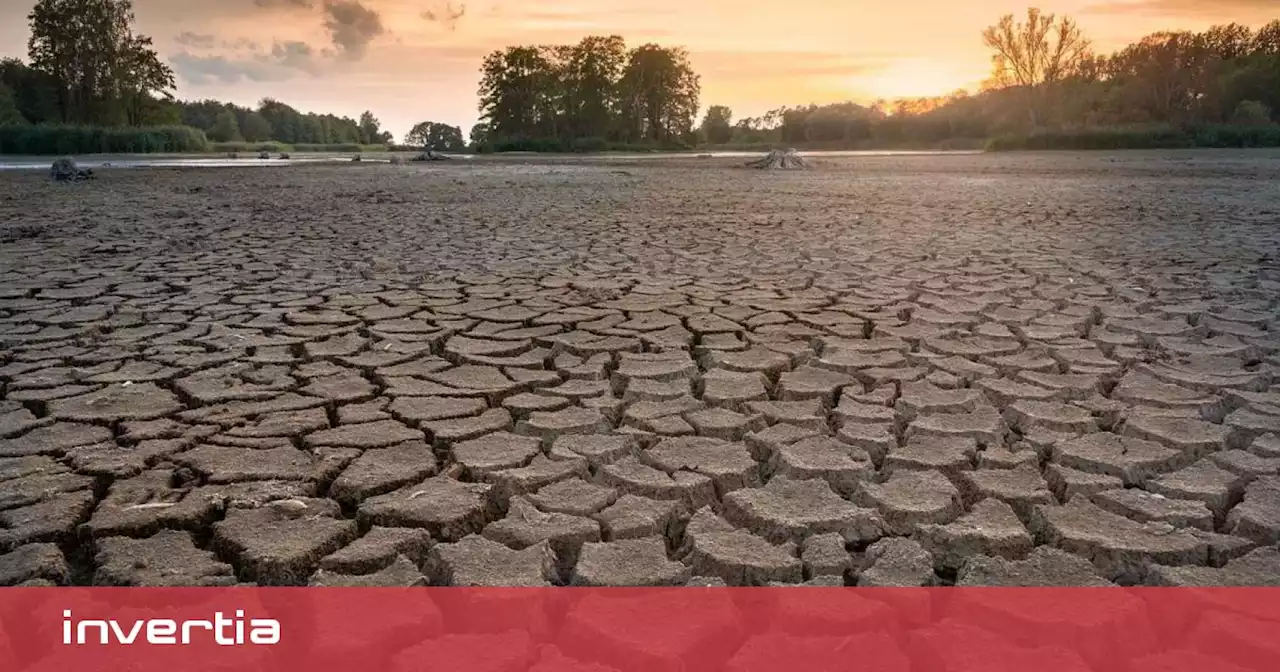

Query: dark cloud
[174,31,218,48]
[1082,0,1278,18]
[171,39,326,85]
[322,0,385,60]
[253,0,315,9]
[422,1,466,31]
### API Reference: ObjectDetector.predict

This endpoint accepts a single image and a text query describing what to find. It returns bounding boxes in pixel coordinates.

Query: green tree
[209,108,242,142]
[478,45,562,140]
[469,122,490,147]
[0,84,29,125]
[241,111,272,142]
[405,121,465,150]
[27,0,173,124]
[358,111,382,144]
[981,8,1090,128]
[616,44,700,144]
[700,104,733,144]
[561,35,627,140]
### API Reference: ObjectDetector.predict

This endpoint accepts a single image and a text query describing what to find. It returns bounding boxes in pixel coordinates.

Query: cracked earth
[2,152,1280,588]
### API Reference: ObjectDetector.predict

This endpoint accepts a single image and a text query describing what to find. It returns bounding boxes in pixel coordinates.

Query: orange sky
[1,0,1276,139]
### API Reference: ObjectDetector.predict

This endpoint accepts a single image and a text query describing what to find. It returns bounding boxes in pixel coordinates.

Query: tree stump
[258,151,270,159]
[49,157,94,182]
[747,148,809,170]
[411,149,451,162]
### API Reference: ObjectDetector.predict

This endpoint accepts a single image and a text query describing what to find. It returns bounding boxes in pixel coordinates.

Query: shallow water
[0,149,982,170]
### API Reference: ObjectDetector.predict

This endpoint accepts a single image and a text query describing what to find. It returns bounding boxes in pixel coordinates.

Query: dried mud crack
[2,153,1280,589]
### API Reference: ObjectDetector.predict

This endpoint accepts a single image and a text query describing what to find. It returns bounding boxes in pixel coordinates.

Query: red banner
[2,588,1278,672]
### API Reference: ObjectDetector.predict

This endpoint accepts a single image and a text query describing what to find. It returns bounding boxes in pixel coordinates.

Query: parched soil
[1,152,1279,587]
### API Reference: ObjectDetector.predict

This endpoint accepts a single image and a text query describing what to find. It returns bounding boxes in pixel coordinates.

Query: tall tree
[0,84,28,125]
[358,111,382,144]
[981,7,1089,128]
[209,109,242,142]
[405,121,465,150]
[700,105,733,144]
[27,0,173,124]
[561,35,627,140]
[241,111,272,142]
[616,44,700,144]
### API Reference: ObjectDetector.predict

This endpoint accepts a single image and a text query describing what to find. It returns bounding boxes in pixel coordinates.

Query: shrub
[0,124,210,154]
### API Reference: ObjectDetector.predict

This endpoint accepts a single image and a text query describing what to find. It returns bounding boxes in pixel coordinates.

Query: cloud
[253,0,314,9]
[322,0,385,60]
[422,1,466,31]
[171,39,327,85]
[1082,0,1279,19]
[174,31,218,49]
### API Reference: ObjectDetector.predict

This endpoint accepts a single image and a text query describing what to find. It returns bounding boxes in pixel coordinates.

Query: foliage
[208,109,242,142]
[27,0,174,126]
[985,124,1280,150]
[210,141,388,153]
[700,105,733,144]
[477,36,699,150]
[0,123,209,154]
[0,84,28,126]
[404,121,465,150]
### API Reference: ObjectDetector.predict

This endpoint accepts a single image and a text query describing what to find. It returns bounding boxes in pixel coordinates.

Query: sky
[1,0,1277,140]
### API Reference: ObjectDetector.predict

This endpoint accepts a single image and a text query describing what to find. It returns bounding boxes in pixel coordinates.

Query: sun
[857,58,975,100]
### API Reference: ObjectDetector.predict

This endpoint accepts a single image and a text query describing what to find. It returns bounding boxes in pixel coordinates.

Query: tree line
[701,10,1280,149]
[2,1,1278,154]
[471,36,700,151]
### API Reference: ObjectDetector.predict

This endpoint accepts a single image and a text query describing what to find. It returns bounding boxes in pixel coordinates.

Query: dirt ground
[1,152,1279,587]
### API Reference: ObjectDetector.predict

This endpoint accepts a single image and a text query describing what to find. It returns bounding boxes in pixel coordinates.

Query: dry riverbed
[1,152,1279,587]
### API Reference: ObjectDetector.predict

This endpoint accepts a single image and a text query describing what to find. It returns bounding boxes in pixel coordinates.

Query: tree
[0,84,28,125]
[469,122,490,147]
[1231,100,1273,125]
[358,111,383,144]
[616,44,700,144]
[405,121,465,150]
[209,109,242,142]
[241,111,272,142]
[0,58,58,124]
[981,7,1089,128]
[700,105,733,144]
[27,0,173,124]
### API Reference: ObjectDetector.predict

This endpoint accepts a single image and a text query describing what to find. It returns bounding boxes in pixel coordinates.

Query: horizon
[1,0,1276,140]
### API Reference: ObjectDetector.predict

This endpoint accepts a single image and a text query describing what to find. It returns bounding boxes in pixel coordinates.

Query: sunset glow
[1,0,1276,137]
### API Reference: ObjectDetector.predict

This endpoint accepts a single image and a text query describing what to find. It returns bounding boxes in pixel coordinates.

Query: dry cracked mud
[2,151,1280,587]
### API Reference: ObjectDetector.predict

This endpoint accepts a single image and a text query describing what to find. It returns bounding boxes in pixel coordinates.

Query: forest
[1,1,1278,154]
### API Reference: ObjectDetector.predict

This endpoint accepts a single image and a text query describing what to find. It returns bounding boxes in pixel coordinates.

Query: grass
[211,142,390,154]
[985,124,1280,151]
[0,124,211,155]
[0,124,392,155]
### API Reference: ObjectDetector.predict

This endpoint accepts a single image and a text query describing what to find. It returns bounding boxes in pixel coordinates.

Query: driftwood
[411,149,452,162]
[747,148,809,170]
[258,151,270,159]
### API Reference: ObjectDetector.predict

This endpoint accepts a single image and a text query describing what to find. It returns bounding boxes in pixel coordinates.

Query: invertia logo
[62,610,281,646]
